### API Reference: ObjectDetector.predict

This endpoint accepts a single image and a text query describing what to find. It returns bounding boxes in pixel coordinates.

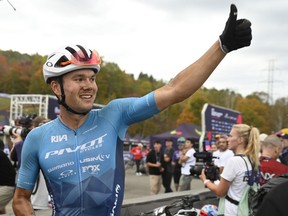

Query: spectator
[200,124,260,215]
[143,145,151,175]
[9,117,51,211]
[143,145,151,158]
[10,115,37,169]
[212,141,220,164]
[259,133,268,143]
[10,116,46,169]
[172,137,185,191]
[146,141,164,194]
[210,142,218,153]
[213,134,234,174]
[30,117,51,211]
[130,143,143,176]
[259,135,288,186]
[162,138,174,193]
[179,138,196,191]
[0,139,16,214]
[277,128,288,165]
[259,133,268,154]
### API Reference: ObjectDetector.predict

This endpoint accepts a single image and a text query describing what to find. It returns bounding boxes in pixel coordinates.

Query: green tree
[96,62,137,104]
[28,67,51,94]
[188,89,208,125]
[176,104,195,125]
[270,97,288,131]
[2,49,287,139]
[1,68,27,94]
[235,96,271,133]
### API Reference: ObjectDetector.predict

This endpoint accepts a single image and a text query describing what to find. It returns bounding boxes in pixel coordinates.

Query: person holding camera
[178,138,196,191]
[10,115,36,169]
[0,139,16,215]
[11,116,51,211]
[13,4,252,215]
[200,124,260,215]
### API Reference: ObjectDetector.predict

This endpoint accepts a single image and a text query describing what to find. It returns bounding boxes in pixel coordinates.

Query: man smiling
[13,4,252,216]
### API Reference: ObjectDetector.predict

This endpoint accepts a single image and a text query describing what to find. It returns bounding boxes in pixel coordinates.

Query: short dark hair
[154,140,162,145]
[165,138,173,142]
[186,138,194,144]
[47,75,62,85]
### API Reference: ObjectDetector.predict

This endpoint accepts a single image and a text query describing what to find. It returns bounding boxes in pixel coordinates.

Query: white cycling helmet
[43,44,101,83]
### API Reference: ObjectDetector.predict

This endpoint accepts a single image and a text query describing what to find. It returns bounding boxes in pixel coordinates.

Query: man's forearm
[169,41,225,99]
[155,41,225,111]
[13,197,35,216]
[179,155,188,164]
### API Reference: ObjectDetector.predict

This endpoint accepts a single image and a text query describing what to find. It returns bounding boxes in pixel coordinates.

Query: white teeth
[81,95,91,99]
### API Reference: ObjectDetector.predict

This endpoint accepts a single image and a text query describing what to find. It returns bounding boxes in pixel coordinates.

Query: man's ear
[50,80,61,97]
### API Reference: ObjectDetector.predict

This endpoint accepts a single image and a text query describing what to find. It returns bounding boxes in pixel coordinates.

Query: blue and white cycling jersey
[17,92,159,216]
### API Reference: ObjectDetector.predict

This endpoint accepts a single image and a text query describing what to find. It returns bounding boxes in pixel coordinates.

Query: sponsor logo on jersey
[79,154,110,163]
[45,134,107,159]
[59,169,77,179]
[82,164,100,174]
[51,134,68,143]
[48,161,74,173]
[110,184,121,216]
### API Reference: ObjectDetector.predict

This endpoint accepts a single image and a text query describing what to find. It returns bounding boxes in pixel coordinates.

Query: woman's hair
[233,124,260,169]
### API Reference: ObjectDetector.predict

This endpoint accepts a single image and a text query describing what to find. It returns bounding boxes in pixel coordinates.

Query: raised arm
[154,4,252,111]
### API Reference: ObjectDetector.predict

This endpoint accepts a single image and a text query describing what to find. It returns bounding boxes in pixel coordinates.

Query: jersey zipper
[73,130,84,213]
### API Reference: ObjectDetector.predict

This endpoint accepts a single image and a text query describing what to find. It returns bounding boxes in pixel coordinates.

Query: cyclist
[13,4,252,216]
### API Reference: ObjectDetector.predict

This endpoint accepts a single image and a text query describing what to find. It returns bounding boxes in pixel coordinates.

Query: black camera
[1,114,36,138]
[190,151,219,182]
[2,125,31,138]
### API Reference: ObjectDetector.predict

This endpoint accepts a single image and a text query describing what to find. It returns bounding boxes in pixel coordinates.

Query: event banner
[199,103,242,151]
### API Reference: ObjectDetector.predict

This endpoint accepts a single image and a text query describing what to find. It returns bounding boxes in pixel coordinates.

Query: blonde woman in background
[200,124,260,216]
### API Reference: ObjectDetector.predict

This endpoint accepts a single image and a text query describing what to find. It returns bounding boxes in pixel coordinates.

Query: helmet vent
[55,55,69,67]
[65,45,90,61]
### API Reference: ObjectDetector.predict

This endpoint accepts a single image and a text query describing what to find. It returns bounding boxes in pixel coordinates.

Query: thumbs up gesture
[219,4,252,53]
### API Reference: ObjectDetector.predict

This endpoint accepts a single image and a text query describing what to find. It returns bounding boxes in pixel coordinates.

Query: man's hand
[219,4,252,53]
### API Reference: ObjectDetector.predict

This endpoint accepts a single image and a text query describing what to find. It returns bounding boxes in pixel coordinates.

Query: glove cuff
[218,37,229,54]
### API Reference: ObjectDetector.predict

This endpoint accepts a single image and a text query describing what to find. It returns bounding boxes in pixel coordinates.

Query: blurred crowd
[0,115,51,215]
[2,120,288,215]
[128,125,288,215]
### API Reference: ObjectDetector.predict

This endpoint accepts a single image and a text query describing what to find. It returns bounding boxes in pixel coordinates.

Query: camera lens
[2,125,25,137]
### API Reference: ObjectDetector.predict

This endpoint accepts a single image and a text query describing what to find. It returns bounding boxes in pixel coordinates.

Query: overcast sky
[1,0,287,102]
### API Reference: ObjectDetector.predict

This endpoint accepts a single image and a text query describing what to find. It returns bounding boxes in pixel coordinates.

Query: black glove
[219,4,252,53]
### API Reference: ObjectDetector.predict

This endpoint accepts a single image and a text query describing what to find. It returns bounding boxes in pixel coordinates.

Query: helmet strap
[56,77,90,116]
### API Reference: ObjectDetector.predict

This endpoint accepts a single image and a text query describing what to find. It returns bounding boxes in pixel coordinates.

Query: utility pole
[267,60,275,104]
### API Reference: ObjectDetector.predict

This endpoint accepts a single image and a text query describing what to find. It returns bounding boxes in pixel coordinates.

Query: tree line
[0,49,287,137]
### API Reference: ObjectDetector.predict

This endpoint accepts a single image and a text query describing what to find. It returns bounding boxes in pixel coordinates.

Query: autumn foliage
[0,49,287,137]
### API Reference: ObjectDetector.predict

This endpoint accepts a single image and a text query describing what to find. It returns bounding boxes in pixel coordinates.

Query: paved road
[5,168,204,215]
